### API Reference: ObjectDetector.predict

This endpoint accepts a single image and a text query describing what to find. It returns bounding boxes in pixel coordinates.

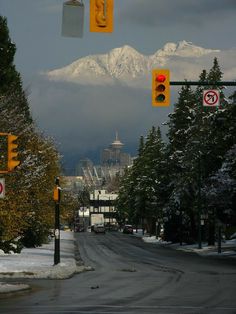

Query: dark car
[74,224,85,232]
[94,224,106,234]
[123,225,133,234]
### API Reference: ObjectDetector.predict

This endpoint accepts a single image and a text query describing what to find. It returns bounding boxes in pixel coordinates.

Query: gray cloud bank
[29,79,170,166]
[120,0,236,27]
[28,45,236,173]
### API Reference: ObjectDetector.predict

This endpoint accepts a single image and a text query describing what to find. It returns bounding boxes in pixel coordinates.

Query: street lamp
[192,141,202,249]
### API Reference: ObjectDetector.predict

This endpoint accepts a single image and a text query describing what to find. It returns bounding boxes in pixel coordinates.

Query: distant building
[101,132,132,167]
[75,132,133,189]
[62,176,84,192]
[90,190,118,226]
[76,158,94,176]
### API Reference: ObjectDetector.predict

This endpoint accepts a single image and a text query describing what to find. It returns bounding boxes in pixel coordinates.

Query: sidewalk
[140,233,236,259]
[0,231,89,294]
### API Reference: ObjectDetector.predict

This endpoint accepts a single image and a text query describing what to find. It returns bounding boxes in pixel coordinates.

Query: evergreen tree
[0,17,62,251]
[189,58,234,245]
[166,84,197,242]
[0,15,32,122]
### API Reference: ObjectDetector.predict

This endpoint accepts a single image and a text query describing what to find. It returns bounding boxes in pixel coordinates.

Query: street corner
[0,282,30,295]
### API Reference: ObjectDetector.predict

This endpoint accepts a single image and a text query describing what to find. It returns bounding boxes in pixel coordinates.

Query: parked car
[94,224,106,234]
[60,224,70,231]
[74,224,85,232]
[123,225,133,234]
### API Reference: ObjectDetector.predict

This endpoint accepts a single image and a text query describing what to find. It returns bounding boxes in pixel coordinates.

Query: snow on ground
[0,231,88,294]
[131,229,236,257]
[141,234,236,257]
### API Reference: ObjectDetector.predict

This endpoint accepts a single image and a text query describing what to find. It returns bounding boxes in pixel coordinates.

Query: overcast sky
[1,0,236,172]
[2,0,236,79]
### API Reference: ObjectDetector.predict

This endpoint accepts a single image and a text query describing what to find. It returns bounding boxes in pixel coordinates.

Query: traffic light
[53,186,61,202]
[8,134,20,172]
[90,0,113,33]
[152,69,170,106]
[0,133,8,173]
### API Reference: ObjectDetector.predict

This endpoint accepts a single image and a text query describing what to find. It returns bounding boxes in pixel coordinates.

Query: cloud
[28,45,236,171]
[119,0,236,28]
[29,78,170,159]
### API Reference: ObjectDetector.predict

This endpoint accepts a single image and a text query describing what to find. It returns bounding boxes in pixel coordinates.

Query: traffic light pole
[54,177,61,265]
[170,81,236,86]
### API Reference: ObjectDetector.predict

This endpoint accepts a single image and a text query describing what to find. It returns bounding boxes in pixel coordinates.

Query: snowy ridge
[153,41,218,58]
[47,41,220,86]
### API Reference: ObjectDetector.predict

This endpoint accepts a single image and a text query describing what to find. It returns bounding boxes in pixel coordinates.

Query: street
[0,231,236,314]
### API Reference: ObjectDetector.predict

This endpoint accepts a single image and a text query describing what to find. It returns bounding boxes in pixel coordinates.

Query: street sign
[62,0,84,38]
[203,90,220,107]
[0,178,5,199]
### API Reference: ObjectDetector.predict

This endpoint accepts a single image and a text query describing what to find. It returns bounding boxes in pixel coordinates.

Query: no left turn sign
[203,90,220,107]
[0,178,5,199]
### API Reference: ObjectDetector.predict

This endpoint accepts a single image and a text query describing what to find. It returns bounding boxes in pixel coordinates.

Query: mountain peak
[47,41,221,86]
[108,44,144,59]
[155,40,220,57]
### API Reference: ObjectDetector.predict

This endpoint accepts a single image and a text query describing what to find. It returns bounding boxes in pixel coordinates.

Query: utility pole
[54,177,61,265]
[197,155,202,249]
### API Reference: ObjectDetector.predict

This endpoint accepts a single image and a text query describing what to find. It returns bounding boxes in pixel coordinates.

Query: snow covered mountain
[46,41,220,87]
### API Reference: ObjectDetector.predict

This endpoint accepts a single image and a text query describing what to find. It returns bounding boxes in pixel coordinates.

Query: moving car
[94,224,106,234]
[123,225,133,234]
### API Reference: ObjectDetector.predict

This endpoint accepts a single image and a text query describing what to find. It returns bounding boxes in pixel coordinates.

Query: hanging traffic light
[90,0,113,33]
[152,69,170,106]
[7,134,20,172]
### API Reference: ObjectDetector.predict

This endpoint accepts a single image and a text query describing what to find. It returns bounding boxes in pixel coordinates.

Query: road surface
[0,231,236,314]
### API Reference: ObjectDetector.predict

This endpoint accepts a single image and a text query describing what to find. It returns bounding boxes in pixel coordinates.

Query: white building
[90,190,118,225]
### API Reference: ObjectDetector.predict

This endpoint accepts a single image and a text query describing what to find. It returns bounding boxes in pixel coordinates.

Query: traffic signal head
[8,134,20,172]
[53,186,61,202]
[152,69,170,106]
[90,0,113,33]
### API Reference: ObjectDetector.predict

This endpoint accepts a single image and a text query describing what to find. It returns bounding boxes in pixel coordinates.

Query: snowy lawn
[0,231,87,294]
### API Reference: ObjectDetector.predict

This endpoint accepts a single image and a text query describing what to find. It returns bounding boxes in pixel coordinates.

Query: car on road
[123,225,133,234]
[94,224,106,234]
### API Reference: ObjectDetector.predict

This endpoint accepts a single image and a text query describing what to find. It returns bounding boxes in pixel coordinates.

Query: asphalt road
[0,231,236,314]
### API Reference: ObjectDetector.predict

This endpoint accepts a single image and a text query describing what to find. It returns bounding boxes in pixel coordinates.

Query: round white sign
[203,90,220,107]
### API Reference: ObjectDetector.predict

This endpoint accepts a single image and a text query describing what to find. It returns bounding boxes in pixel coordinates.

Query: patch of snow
[141,236,236,258]
[0,231,88,294]
[0,283,30,294]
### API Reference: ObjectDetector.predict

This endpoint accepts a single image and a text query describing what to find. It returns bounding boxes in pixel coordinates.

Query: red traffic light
[152,69,170,107]
[156,74,166,82]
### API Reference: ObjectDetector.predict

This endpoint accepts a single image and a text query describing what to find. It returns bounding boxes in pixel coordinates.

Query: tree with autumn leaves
[0,16,76,251]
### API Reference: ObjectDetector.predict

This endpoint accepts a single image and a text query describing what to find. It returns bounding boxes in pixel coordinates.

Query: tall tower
[110,131,124,165]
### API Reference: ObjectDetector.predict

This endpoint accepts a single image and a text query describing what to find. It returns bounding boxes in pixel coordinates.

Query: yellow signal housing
[53,186,61,202]
[90,0,113,33]
[152,69,170,106]
[7,134,20,172]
